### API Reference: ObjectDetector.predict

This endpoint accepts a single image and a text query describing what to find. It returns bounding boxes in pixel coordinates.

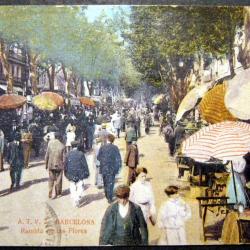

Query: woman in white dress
[129,167,156,225]
[157,185,191,245]
[65,121,76,152]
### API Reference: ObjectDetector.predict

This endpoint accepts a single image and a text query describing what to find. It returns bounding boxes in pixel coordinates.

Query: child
[157,185,191,245]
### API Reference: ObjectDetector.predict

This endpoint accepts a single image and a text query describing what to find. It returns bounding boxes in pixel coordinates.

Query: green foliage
[126,6,243,87]
[0,5,140,90]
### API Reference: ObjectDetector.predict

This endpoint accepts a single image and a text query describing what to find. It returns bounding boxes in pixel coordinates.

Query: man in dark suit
[97,134,122,203]
[64,141,89,207]
[7,133,24,192]
[45,132,65,199]
[99,184,148,246]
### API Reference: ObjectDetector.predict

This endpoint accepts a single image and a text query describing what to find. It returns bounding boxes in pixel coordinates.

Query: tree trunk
[62,65,70,97]
[87,81,93,96]
[0,39,13,94]
[29,52,39,95]
[46,63,55,91]
[228,51,235,77]
[239,7,250,68]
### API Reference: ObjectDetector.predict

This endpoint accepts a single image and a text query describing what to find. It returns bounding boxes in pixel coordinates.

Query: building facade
[0,42,29,95]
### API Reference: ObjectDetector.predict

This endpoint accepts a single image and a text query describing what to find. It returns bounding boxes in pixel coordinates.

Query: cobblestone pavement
[0,124,221,246]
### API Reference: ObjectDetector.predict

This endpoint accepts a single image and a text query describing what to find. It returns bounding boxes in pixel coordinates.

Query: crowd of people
[0,100,195,246]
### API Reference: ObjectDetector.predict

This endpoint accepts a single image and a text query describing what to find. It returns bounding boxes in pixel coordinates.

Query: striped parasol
[181,121,250,163]
[199,83,236,124]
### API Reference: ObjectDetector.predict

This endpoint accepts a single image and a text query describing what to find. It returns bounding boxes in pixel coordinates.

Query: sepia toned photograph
[0,3,250,246]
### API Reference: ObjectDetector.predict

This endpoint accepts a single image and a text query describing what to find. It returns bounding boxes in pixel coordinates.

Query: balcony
[8,51,27,64]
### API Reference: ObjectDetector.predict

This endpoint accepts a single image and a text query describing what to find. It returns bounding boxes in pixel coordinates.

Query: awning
[0,85,23,94]
[0,84,7,91]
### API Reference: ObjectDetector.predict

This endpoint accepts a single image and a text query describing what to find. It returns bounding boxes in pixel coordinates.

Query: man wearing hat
[97,134,122,203]
[7,132,24,191]
[45,132,65,199]
[99,184,148,246]
[64,141,89,207]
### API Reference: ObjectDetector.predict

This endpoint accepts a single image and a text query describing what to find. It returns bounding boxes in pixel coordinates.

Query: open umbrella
[33,92,64,111]
[181,121,250,163]
[225,68,250,120]
[199,83,236,124]
[40,92,64,107]
[175,83,212,123]
[182,121,250,204]
[79,97,95,107]
[33,94,58,111]
[0,94,26,109]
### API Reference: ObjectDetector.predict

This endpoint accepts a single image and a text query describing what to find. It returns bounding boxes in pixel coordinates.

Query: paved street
[0,124,216,246]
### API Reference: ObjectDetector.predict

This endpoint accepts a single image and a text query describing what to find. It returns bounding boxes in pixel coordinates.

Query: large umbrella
[0,94,26,109]
[33,92,64,111]
[199,83,236,124]
[181,121,250,163]
[175,83,212,123]
[33,95,58,111]
[40,92,64,106]
[79,97,95,107]
[225,68,250,120]
[182,121,250,203]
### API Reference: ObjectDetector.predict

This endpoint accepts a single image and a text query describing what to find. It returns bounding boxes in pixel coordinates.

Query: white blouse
[157,197,191,229]
[129,180,156,222]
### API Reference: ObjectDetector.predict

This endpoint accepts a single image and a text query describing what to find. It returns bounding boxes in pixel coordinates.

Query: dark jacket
[124,144,139,168]
[7,141,24,168]
[64,149,89,182]
[99,201,148,246]
[97,143,121,176]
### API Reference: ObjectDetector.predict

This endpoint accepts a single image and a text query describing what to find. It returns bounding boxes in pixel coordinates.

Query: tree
[125,6,243,111]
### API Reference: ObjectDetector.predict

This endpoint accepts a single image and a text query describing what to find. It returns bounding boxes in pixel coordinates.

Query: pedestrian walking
[64,141,89,207]
[125,124,137,151]
[97,134,122,203]
[28,119,43,157]
[7,133,24,192]
[124,141,139,185]
[0,129,4,171]
[157,185,191,245]
[45,132,65,199]
[144,113,151,135]
[99,184,148,246]
[66,120,76,153]
[135,115,141,138]
[111,111,122,138]
[96,124,109,146]
[129,167,156,225]
[21,131,32,169]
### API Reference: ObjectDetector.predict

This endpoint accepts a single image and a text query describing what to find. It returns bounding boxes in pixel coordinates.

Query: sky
[84,5,131,22]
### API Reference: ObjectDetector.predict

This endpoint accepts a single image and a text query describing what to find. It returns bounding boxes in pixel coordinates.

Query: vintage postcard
[0,2,249,247]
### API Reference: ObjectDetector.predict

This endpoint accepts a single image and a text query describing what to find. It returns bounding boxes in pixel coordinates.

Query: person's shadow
[79,192,105,207]
[0,177,48,197]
